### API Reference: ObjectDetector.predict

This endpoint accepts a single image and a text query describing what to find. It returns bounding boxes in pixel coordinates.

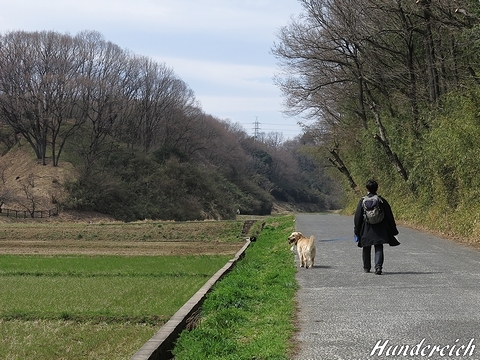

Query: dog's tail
[307,235,315,252]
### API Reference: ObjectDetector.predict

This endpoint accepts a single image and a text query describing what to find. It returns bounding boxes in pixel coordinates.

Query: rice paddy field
[0,220,247,360]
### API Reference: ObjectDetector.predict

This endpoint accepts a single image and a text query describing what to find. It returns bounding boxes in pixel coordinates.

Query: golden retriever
[288,231,316,269]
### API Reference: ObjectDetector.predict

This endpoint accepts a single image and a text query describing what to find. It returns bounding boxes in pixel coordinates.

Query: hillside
[0,145,69,207]
[0,145,115,222]
[0,144,298,222]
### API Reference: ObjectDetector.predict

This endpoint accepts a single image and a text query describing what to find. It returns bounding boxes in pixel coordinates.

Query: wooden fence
[0,207,58,219]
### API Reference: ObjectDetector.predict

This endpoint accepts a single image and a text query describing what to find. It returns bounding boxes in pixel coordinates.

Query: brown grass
[0,239,244,256]
[0,216,247,256]
[0,144,75,212]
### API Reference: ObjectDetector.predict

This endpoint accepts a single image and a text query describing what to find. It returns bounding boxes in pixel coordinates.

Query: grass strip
[172,215,297,360]
[0,255,231,323]
[0,254,228,277]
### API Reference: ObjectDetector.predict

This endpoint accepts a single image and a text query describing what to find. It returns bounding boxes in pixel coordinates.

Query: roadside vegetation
[172,215,297,360]
[273,1,480,248]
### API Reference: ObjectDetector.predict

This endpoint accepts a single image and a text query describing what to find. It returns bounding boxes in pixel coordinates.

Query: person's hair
[366,179,378,194]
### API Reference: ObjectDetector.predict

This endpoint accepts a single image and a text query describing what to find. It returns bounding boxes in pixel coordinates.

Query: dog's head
[288,231,303,245]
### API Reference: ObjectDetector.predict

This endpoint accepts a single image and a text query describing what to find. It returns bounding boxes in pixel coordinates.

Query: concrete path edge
[130,239,251,360]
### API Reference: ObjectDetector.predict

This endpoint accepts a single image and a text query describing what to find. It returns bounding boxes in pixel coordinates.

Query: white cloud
[199,95,281,113]
[1,0,297,39]
[155,56,292,129]
[156,56,277,95]
[0,0,304,138]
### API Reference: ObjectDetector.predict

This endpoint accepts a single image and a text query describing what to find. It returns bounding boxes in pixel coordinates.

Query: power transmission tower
[253,117,260,141]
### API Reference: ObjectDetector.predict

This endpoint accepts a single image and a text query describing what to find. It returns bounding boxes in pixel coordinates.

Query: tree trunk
[369,103,409,184]
[421,0,441,102]
[327,147,358,193]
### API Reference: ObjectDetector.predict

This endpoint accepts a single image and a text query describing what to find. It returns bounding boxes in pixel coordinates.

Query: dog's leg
[309,245,316,268]
[297,245,303,267]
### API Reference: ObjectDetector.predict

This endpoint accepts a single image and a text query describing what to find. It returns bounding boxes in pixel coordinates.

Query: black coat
[354,193,400,247]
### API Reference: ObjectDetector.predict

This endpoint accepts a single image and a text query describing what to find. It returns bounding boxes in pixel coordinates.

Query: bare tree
[0,31,86,166]
[0,31,49,163]
[0,186,16,212]
[272,0,480,189]
[73,31,131,174]
[16,173,38,217]
[133,57,187,154]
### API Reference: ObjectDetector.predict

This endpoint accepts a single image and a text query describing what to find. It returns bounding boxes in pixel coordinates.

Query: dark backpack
[362,195,384,224]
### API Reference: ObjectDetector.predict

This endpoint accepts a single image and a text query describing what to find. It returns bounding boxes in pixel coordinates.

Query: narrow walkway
[293,214,479,360]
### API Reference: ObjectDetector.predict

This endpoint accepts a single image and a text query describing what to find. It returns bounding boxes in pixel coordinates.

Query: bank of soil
[0,239,244,256]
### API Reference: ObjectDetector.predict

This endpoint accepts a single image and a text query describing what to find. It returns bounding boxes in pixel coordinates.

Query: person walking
[354,180,400,275]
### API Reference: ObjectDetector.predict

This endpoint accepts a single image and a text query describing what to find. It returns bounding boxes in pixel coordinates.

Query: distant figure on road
[354,180,400,275]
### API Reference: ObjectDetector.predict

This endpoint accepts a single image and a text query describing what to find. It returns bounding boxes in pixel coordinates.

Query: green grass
[0,255,230,322]
[172,215,297,360]
[0,217,297,359]
[0,319,154,360]
[0,254,232,359]
[0,254,229,277]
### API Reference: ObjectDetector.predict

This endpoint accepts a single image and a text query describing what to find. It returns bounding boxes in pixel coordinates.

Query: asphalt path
[292,213,479,360]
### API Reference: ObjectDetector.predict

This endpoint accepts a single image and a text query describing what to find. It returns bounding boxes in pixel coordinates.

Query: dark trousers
[362,244,384,271]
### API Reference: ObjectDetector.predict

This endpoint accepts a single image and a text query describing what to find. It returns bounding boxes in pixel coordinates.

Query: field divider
[130,238,252,360]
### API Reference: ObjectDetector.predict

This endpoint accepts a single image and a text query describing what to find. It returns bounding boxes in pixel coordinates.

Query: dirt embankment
[0,145,115,221]
[0,145,74,213]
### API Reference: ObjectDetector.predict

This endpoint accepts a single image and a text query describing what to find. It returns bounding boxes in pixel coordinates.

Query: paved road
[292,214,479,360]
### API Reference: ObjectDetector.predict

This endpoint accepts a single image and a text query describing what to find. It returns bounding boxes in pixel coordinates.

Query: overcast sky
[0,0,305,139]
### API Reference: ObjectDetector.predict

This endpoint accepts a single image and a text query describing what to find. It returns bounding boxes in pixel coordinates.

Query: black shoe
[364,269,370,273]
[375,269,382,275]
